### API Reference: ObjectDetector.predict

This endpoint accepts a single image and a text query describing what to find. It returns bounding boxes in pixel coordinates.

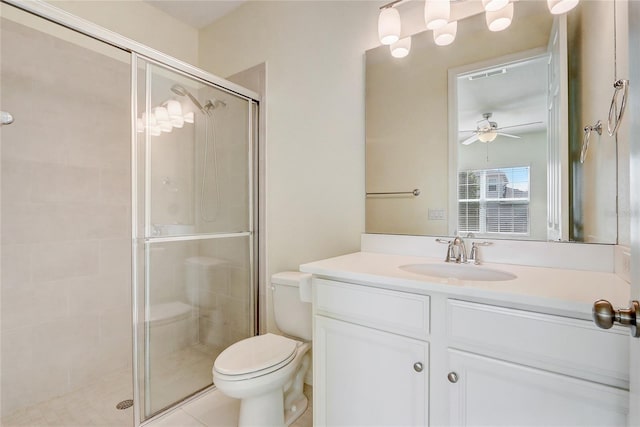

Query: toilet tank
[272,272,312,341]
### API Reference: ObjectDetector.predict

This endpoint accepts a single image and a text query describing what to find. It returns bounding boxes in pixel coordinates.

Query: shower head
[171,84,205,114]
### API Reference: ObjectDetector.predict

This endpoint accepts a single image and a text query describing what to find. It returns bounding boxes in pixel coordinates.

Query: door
[133,57,258,422]
[628,2,640,424]
[314,316,428,426]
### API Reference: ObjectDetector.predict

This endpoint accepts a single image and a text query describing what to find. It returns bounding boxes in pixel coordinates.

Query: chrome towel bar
[366,189,421,197]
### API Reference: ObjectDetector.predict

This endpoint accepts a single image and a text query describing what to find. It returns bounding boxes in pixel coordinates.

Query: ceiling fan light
[390,36,411,58]
[434,21,457,46]
[378,7,401,45]
[478,130,498,142]
[425,0,450,30]
[486,2,513,32]
[547,0,579,14]
[482,0,509,12]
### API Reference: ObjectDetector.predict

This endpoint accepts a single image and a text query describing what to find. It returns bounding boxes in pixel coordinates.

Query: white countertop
[300,251,631,320]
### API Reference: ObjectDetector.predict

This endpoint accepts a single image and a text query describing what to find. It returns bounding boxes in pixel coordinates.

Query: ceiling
[144,0,247,29]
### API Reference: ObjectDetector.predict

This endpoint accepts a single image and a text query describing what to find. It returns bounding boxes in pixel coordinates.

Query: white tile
[150,409,205,427]
[181,390,240,427]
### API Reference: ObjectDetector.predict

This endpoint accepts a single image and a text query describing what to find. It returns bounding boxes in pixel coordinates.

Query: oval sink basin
[399,263,517,282]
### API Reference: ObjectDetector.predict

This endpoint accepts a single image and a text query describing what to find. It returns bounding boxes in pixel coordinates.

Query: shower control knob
[413,362,423,373]
[447,372,459,383]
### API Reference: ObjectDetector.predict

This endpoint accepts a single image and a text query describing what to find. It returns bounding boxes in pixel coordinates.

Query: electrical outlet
[428,208,445,221]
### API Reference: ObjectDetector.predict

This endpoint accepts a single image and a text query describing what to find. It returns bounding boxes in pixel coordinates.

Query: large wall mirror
[365,0,629,244]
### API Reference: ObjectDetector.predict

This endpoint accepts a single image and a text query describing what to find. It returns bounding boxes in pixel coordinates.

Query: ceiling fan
[459,112,541,145]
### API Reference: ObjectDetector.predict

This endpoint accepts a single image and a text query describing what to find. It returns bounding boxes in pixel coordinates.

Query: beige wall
[45,0,199,65]
[198,1,375,331]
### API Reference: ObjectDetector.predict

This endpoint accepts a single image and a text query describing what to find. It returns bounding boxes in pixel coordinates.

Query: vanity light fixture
[391,36,412,58]
[434,21,457,46]
[485,2,513,32]
[547,0,579,15]
[378,0,578,57]
[378,6,401,45]
[425,0,450,30]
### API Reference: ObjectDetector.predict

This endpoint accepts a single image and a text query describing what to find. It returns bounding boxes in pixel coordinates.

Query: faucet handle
[468,241,492,265]
[435,238,451,244]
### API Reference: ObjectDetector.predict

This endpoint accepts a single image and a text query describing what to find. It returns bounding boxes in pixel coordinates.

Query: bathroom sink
[399,263,517,282]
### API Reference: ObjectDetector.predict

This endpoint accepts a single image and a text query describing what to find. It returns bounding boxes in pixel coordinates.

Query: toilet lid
[214,333,297,376]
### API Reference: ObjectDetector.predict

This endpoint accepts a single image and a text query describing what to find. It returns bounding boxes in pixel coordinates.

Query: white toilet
[212,272,312,427]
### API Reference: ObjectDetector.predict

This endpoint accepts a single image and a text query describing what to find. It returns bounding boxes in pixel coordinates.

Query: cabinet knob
[592,299,640,337]
[447,372,459,383]
[413,362,423,372]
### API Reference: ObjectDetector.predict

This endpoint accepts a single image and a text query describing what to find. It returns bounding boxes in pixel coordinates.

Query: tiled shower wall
[0,18,132,415]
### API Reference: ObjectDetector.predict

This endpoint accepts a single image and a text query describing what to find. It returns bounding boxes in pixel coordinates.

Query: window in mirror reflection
[458,167,530,236]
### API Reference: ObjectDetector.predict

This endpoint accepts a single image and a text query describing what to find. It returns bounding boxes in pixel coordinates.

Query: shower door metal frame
[2,2,261,426]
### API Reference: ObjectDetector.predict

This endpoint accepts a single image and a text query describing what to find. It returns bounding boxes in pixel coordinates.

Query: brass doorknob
[592,299,639,337]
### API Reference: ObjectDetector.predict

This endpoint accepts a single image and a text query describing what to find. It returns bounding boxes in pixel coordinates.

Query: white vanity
[300,238,631,426]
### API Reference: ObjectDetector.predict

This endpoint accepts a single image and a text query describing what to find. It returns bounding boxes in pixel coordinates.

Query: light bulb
[425,0,450,30]
[164,100,183,119]
[478,130,498,142]
[547,0,579,14]
[378,7,401,45]
[153,106,170,123]
[482,0,509,12]
[486,2,513,32]
[171,117,185,128]
[183,112,195,124]
[159,122,173,133]
[390,36,411,58]
[434,21,457,46]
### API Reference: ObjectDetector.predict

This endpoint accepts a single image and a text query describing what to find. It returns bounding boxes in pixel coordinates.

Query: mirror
[365,0,628,243]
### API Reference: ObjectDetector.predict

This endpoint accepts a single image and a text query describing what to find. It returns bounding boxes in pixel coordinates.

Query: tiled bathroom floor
[147,385,313,427]
[0,345,216,427]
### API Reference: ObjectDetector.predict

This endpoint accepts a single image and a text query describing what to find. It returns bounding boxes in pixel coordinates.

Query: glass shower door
[133,57,257,421]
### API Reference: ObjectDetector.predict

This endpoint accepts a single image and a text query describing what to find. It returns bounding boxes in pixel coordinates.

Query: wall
[1,15,131,414]
[44,0,199,65]
[198,1,375,331]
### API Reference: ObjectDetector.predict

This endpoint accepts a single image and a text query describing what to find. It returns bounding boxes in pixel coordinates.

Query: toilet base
[238,390,284,427]
[284,394,308,426]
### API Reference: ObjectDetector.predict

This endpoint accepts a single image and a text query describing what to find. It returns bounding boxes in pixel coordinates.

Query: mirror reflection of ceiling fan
[460,112,543,145]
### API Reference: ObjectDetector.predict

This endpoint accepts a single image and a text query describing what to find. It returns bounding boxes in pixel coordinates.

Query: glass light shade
[171,117,185,128]
[433,21,457,46]
[153,106,170,123]
[425,0,450,30]
[478,130,498,142]
[378,7,401,45]
[547,0,579,14]
[486,2,513,32]
[390,36,411,58]
[136,118,145,133]
[142,111,157,126]
[149,125,162,136]
[482,0,509,12]
[159,121,173,133]
[164,100,183,119]
[183,111,195,124]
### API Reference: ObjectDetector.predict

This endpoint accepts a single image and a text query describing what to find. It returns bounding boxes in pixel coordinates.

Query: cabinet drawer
[446,299,629,388]
[314,278,430,340]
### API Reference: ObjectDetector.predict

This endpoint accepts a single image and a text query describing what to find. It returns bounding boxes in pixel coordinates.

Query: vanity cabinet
[445,300,629,426]
[313,278,430,426]
[311,278,630,426]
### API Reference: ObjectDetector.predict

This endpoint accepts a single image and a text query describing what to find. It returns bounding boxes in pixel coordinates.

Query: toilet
[212,272,312,427]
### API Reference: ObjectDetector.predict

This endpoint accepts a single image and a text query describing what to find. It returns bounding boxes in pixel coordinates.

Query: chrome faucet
[448,236,468,263]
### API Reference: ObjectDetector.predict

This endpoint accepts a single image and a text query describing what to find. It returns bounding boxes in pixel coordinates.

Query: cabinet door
[314,316,429,426]
[447,350,628,426]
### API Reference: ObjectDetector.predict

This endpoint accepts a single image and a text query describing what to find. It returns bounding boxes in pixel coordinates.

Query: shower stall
[0,2,259,425]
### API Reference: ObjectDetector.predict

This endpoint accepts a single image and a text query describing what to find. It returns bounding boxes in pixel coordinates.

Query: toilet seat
[214,333,299,381]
